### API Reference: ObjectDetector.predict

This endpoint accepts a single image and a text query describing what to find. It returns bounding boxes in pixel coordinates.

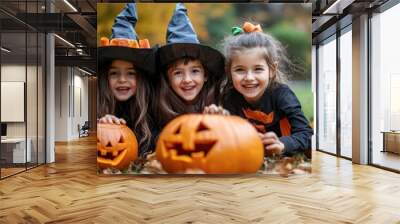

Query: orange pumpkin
[100,37,109,46]
[97,123,138,170]
[100,37,150,49]
[156,114,264,174]
[139,39,150,48]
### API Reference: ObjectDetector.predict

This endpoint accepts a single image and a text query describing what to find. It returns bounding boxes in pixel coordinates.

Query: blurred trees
[97,3,125,42]
[97,3,313,119]
[97,3,311,80]
[268,22,311,80]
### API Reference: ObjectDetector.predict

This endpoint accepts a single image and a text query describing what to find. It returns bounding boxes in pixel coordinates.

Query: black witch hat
[158,3,224,77]
[98,3,156,76]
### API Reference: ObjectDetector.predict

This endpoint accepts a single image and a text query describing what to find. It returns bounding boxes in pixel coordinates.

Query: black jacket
[223,84,313,156]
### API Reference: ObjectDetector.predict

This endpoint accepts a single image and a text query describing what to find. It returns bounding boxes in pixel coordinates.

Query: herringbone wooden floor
[1,136,400,223]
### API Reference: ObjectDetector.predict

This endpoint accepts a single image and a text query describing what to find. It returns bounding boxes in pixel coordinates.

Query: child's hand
[258,132,285,157]
[98,114,126,125]
[203,104,230,115]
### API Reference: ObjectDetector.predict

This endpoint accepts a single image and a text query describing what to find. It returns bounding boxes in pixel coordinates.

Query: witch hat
[98,3,156,76]
[158,3,224,78]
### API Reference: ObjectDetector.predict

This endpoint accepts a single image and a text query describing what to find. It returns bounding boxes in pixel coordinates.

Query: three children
[98,3,312,159]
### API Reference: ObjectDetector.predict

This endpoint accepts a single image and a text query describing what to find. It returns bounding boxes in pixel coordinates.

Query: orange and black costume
[223,84,313,156]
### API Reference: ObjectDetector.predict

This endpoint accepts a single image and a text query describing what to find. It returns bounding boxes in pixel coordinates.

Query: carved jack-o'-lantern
[97,123,138,170]
[156,114,264,174]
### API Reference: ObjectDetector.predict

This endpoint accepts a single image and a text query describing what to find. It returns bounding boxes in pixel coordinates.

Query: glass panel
[1,30,27,177]
[27,31,38,169]
[340,28,352,158]
[317,36,337,154]
[371,4,400,171]
[38,32,45,165]
[0,0,46,178]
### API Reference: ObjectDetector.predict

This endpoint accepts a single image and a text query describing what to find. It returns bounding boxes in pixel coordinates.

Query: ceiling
[311,0,389,43]
[0,0,97,73]
[0,0,394,74]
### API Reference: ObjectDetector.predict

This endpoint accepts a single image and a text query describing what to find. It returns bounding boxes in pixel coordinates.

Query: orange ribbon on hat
[99,37,150,49]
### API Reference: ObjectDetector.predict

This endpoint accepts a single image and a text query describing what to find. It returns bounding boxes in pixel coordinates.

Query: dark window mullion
[316,44,319,151]
[367,10,373,165]
[44,0,47,164]
[337,28,341,157]
[0,20,2,179]
[25,0,28,171]
[36,0,39,167]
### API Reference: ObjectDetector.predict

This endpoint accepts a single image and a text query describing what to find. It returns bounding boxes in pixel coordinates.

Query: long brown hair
[222,31,295,99]
[154,57,223,126]
[98,60,152,152]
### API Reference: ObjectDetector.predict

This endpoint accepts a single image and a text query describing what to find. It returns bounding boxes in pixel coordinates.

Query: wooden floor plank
[0,136,400,223]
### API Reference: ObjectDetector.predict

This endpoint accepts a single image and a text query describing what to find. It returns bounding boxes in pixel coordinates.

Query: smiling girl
[220,22,313,157]
[154,3,225,127]
[98,3,157,156]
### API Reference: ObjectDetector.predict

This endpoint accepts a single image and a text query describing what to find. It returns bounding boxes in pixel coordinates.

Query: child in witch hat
[98,3,157,156]
[154,3,225,127]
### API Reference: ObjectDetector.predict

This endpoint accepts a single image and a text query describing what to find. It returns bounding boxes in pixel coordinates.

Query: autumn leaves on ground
[97,115,311,176]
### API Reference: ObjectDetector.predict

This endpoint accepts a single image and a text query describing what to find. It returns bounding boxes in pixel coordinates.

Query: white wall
[54,67,89,141]
[75,73,89,136]
[1,64,45,163]
[1,65,28,138]
[55,66,70,141]
[1,65,26,82]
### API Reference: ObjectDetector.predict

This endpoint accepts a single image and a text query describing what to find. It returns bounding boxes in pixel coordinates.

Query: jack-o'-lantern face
[97,123,138,170]
[156,114,264,174]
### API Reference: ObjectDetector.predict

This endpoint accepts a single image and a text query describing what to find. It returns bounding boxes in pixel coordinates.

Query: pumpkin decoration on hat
[156,114,264,174]
[98,3,156,76]
[97,123,138,170]
[157,3,225,78]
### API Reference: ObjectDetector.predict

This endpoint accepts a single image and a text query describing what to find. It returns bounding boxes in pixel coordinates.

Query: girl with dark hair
[154,3,225,127]
[98,3,157,157]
